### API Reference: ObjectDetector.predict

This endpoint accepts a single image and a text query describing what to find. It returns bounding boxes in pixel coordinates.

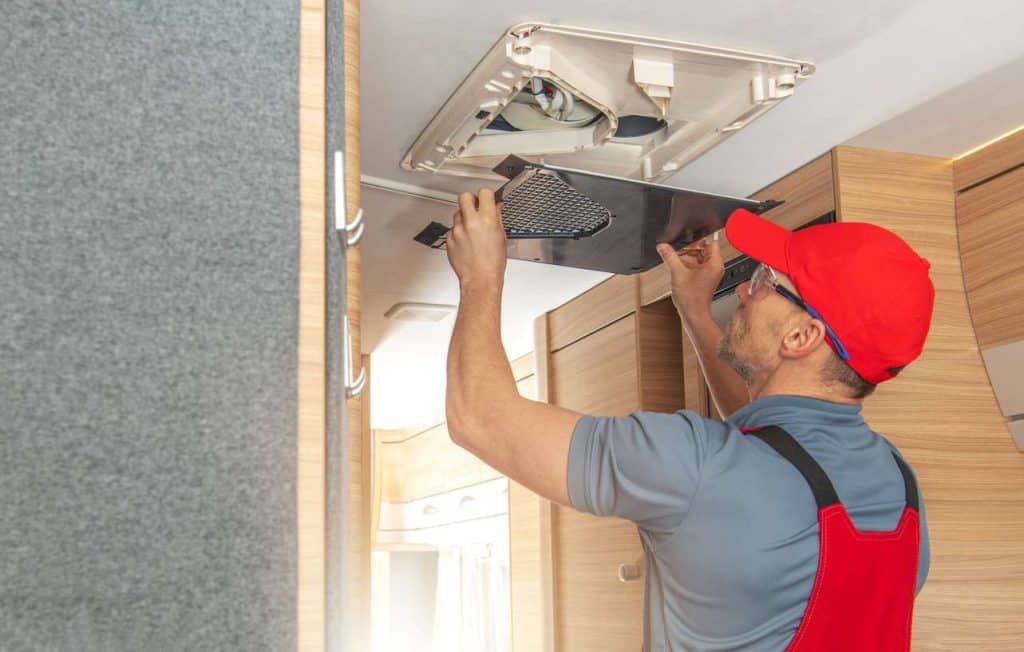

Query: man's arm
[444,189,582,506]
[656,239,750,417]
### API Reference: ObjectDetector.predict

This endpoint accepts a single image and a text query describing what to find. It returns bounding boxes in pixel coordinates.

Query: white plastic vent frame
[402,23,814,182]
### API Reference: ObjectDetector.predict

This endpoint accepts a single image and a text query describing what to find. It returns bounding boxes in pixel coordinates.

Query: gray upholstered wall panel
[1,2,299,649]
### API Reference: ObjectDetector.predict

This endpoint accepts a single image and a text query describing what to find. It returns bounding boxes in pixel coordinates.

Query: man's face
[717,269,802,384]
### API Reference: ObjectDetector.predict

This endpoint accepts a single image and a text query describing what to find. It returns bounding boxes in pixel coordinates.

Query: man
[444,188,932,651]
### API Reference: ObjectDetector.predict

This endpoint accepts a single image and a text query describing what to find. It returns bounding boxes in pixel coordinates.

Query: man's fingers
[656,243,686,274]
[452,209,464,229]
[458,192,477,221]
[706,238,722,266]
[477,187,497,220]
[658,240,714,274]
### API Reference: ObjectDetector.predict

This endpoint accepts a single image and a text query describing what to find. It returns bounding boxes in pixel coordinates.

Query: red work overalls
[745,425,921,651]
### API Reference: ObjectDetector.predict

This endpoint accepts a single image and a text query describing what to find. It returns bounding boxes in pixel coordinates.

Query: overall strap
[748,426,840,509]
[749,426,920,513]
[890,453,920,512]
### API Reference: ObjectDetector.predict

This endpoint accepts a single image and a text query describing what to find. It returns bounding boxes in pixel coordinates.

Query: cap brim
[724,208,791,273]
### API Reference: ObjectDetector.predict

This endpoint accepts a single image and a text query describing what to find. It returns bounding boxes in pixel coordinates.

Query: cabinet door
[550,315,645,651]
[957,164,1024,348]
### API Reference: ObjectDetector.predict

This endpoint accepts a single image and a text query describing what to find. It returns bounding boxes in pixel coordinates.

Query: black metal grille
[500,171,610,238]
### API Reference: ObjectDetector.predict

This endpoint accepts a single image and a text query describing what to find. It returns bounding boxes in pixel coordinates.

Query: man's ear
[779,317,828,360]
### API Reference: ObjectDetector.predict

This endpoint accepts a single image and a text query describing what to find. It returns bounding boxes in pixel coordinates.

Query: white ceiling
[846,51,1024,158]
[359,0,1024,429]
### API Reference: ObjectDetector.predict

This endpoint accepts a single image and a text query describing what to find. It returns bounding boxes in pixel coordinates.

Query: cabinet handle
[344,315,366,399]
[334,150,365,248]
[617,564,642,582]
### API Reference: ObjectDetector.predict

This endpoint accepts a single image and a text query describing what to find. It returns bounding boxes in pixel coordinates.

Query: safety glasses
[748,264,851,362]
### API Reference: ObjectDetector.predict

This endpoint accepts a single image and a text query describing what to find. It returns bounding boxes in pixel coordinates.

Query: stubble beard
[717,317,757,385]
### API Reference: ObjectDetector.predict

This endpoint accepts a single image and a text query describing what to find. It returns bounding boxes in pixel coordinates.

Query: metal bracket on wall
[344,314,366,399]
[334,150,365,248]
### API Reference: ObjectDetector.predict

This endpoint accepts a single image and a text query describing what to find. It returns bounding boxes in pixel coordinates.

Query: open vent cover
[412,156,779,276]
[403,23,814,182]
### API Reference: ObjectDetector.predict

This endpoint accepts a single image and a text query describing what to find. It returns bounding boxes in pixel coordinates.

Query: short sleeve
[566,410,715,534]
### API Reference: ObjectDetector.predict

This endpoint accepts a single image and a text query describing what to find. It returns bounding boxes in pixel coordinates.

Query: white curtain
[431,544,511,652]
[431,548,462,652]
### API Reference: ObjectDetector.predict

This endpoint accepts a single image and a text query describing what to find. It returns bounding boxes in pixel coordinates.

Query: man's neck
[750,376,861,406]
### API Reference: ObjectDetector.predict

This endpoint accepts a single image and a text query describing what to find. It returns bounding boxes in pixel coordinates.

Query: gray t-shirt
[567,395,930,652]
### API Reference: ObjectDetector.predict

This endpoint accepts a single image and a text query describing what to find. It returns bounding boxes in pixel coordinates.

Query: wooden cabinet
[376,422,503,504]
[551,315,640,414]
[508,360,551,652]
[512,299,682,652]
[550,315,646,652]
[957,163,1024,349]
[955,157,1024,451]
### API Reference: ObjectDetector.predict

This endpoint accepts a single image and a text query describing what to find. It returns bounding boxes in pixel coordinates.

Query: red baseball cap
[724,208,935,384]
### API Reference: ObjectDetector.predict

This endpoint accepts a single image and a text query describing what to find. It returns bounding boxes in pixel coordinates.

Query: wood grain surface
[833,146,1024,650]
[956,164,1024,347]
[297,0,327,648]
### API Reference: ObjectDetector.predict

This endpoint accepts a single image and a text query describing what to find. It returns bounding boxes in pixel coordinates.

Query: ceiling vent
[384,302,457,322]
[402,23,814,182]
[413,155,776,275]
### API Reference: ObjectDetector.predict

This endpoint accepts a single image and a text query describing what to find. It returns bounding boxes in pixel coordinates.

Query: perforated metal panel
[499,170,610,238]
[412,156,778,274]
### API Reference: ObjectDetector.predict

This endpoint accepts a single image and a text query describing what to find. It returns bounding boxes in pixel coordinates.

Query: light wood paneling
[374,424,425,444]
[343,0,361,347]
[956,164,1024,347]
[637,299,685,412]
[370,415,382,551]
[378,421,503,504]
[639,153,836,305]
[533,315,558,652]
[343,1,370,650]
[550,315,645,651]
[832,146,1024,650]
[297,0,326,648]
[746,152,837,255]
[554,508,646,652]
[953,126,1024,191]
[375,356,535,505]
[549,274,639,352]
[680,332,708,417]
[551,315,640,416]
[509,479,545,652]
[508,361,545,652]
[638,265,670,309]
[511,351,536,381]
[362,356,374,548]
